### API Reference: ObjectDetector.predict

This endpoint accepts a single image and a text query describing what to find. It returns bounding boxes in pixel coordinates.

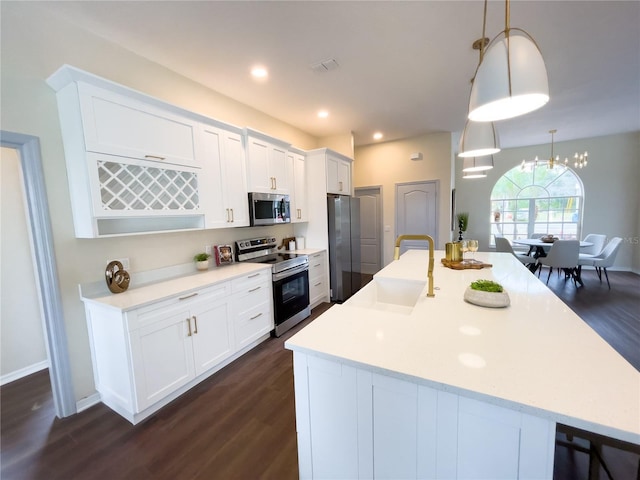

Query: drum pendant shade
[469,31,549,122]
[463,156,494,172]
[458,120,500,158]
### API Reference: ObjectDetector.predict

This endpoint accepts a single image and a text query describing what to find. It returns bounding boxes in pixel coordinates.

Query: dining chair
[495,237,532,265]
[578,237,623,289]
[536,240,580,285]
[578,234,607,261]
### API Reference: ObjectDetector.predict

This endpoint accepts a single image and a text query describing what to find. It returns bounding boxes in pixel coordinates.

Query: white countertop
[285,250,640,445]
[81,262,271,312]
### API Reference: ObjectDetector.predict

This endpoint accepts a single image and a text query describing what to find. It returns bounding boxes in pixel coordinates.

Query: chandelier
[520,130,589,171]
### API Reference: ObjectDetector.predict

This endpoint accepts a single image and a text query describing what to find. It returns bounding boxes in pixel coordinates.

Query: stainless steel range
[236,236,310,337]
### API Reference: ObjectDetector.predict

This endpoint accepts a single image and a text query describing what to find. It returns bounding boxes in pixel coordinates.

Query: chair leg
[546,267,552,284]
[596,266,602,282]
[603,268,611,289]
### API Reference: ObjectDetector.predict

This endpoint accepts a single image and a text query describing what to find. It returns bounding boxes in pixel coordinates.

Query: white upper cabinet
[288,149,308,223]
[326,151,352,195]
[78,83,200,168]
[245,128,291,194]
[200,123,249,228]
[47,65,207,237]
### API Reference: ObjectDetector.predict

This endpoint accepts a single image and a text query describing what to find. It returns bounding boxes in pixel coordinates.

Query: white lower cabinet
[84,270,273,424]
[231,270,273,350]
[293,352,556,479]
[308,250,329,308]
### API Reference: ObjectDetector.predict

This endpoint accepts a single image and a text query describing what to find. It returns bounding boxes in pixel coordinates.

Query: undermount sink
[346,277,426,315]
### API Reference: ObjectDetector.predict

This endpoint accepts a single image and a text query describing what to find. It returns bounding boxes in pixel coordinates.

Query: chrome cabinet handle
[179,292,198,301]
[314,282,322,287]
[226,208,230,222]
[248,273,260,278]
[250,313,263,320]
[230,208,234,222]
[339,181,343,191]
[192,315,198,334]
[248,286,261,293]
[186,318,192,337]
[144,154,165,161]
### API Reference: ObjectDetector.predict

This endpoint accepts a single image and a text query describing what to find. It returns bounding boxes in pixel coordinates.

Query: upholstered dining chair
[536,240,580,285]
[578,237,623,289]
[578,234,607,261]
[495,237,532,265]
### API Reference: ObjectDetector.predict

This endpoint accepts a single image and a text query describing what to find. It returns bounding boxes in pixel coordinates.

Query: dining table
[513,238,593,258]
[512,238,593,283]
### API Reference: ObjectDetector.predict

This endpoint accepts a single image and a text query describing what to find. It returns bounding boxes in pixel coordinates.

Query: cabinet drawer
[231,269,270,293]
[310,277,326,303]
[129,283,230,331]
[78,83,199,168]
[234,300,273,349]
[309,254,325,280]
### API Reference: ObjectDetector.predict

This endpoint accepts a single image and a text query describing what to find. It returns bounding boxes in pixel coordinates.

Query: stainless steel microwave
[248,192,291,226]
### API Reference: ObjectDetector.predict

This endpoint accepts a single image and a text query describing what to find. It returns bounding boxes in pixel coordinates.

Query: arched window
[490,165,584,245]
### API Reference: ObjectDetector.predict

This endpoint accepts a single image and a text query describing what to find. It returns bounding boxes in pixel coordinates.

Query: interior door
[355,187,382,275]
[395,181,438,257]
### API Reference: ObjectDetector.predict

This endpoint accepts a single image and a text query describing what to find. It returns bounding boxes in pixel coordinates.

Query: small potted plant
[456,212,469,241]
[463,279,510,308]
[193,252,211,271]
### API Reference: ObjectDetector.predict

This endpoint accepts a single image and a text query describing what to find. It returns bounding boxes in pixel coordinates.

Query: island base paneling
[293,351,555,479]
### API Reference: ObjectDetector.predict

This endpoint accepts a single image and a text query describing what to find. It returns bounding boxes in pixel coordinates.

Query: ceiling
[40,1,640,149]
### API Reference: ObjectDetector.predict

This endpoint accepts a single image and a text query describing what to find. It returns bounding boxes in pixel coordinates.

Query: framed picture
[451,188,456,230]
[214,245,234,266]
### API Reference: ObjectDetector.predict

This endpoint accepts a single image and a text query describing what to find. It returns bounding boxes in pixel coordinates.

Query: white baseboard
[0,360,49,386]
[76,392,101,413]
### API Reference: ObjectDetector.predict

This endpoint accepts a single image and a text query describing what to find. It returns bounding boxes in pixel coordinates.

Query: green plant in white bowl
[464,279,510,308]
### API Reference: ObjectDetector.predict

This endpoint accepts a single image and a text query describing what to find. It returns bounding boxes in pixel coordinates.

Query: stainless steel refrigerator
[327,194,361,302]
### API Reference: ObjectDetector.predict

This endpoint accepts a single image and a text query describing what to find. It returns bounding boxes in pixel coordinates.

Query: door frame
[355,186,383,275]
[1,131,76,417]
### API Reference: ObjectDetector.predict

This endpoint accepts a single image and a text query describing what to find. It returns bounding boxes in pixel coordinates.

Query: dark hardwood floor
[1,270,638,480]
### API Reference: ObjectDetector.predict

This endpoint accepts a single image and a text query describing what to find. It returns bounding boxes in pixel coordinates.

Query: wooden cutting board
[441,258,492,270]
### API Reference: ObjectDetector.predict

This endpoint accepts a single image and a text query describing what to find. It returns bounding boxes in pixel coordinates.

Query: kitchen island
[285,250,639,479]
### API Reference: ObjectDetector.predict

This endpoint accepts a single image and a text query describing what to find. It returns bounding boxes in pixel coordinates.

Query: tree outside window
[490,165,584,246]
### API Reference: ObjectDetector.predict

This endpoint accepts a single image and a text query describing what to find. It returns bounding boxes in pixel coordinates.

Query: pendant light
[462,155,494,173]
[458,1,501,158]
[463,171,487,179]
[458,120,500,158]
[468,0,549,122]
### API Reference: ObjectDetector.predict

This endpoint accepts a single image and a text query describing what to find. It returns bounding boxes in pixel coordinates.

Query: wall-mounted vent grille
[310,58,339,73]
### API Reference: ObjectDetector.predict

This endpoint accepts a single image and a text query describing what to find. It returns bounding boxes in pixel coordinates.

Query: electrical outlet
[205,245,212,255]
[116,258,130,270]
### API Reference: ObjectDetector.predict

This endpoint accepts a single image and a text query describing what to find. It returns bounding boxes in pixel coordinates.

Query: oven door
[272,264,310,330]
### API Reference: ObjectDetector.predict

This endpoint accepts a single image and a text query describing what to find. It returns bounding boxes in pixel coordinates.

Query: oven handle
[272,263,309,282]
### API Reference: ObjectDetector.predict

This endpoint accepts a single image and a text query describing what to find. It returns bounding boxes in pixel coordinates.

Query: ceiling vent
[310,58,339,73]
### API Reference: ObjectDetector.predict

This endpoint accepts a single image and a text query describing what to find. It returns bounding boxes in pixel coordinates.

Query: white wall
[0,147,48,381]
[354,132,454,266]
[0,2,346,403]
[453,131,640,271]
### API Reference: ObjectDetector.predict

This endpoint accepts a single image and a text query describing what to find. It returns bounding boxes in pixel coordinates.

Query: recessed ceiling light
[317,110,329,119]
[373,132,383,141]
[250,66,268,79]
